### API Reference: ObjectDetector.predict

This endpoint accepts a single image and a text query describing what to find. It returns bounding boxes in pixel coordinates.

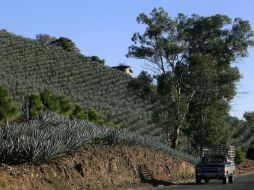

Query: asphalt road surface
[150,173,254,190]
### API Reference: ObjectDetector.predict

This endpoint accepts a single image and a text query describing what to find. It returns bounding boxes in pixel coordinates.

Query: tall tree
[127,8,254,148]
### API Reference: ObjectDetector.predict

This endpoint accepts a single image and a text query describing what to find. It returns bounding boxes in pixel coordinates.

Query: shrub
[72,104,88,120]
[40,89,52,107]
[29,93,44,118]
[88,108,105,125]
[0,83,20,124]
[38,90,73,117]
[58,95,73,116]
[29,90,108,126]
[235,148,246,164]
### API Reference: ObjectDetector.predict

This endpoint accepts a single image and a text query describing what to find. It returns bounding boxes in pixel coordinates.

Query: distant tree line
[35,34,105,64]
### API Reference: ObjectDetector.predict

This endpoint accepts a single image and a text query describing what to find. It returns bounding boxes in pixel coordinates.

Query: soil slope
[0,144,194,190]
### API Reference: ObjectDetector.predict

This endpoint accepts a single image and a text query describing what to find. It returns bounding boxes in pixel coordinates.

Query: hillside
[0,30,159,137]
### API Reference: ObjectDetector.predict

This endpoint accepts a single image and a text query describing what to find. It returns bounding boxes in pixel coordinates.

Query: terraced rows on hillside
[0,30,160,137]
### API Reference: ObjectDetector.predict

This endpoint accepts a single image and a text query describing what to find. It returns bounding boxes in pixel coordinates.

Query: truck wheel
[196,177,201,184]
[223,176,228,184]
[205,178,209,183]
[229,174,234,183]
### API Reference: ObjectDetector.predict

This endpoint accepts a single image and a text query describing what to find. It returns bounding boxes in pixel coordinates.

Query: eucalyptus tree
[127,8,254,148]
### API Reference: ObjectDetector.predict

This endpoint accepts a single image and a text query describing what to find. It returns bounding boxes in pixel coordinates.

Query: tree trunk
[171,125,180,148]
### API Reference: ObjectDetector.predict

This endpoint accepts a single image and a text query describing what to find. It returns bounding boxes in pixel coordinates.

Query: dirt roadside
[1,144,252,190]
[0,144,194,190]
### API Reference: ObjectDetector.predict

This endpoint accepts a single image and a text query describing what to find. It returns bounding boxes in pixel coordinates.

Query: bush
[29,93,44,118]
[72,104,88,120]
[35,90,73,117]
[28,90,118,127]
[58,95,73,116]
[88,108,105,125]
[0,83,20,124]
[235,148,246,164]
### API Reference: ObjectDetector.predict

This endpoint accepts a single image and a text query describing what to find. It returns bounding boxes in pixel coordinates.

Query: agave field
[0,112,199,165]
[0,30,159,137]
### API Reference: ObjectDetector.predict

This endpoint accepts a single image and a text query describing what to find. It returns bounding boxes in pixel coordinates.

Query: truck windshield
[201,156,225,164]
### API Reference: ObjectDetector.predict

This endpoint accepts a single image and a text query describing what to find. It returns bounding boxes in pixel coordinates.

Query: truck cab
[195,146,235,184]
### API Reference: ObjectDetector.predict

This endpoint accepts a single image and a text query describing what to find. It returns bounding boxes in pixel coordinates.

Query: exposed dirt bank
[0,144,194,190]
[236,159,254,175]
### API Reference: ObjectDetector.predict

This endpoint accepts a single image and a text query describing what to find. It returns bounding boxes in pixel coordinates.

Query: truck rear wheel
[196,177,201,184]
[229,174,234,183]
[223,176,228,184]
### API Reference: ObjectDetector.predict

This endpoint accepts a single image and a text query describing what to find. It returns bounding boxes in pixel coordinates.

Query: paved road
[150,173,254,190]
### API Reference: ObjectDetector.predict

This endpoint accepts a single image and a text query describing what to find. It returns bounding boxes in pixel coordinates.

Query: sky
[0,0,254,118]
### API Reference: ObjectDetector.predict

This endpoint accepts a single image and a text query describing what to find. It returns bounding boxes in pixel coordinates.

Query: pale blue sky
[1,0,254,118]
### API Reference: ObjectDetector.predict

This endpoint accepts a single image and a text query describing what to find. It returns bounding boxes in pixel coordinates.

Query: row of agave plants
[0,111,199,165]
[0,30,157,136]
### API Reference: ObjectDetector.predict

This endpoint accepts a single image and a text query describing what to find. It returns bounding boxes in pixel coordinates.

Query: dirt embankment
[0,144,194,190]
[236,159,254,175]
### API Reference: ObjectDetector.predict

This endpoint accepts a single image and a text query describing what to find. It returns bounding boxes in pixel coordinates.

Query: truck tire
[196,177,201,184]
[205,178,209,183]
[223,176,228,184]
[229,174,234,183]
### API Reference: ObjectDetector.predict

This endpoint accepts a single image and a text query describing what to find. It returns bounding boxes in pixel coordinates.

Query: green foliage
[58,95,73,116]
[28,93,44,118]
[50,37,80,53]
[88,107,105,125]
[127,7,254,148]
[72,104,88,120]
[38,90,72,116]
[0,83,19,124]
[40,89,62,113]
[243,112,254,124]
[28,90,109,126]
[235,148,246,164]
[128,71,155,99]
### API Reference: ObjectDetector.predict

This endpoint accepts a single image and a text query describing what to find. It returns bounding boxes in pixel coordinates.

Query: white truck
[195,145,235,184]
